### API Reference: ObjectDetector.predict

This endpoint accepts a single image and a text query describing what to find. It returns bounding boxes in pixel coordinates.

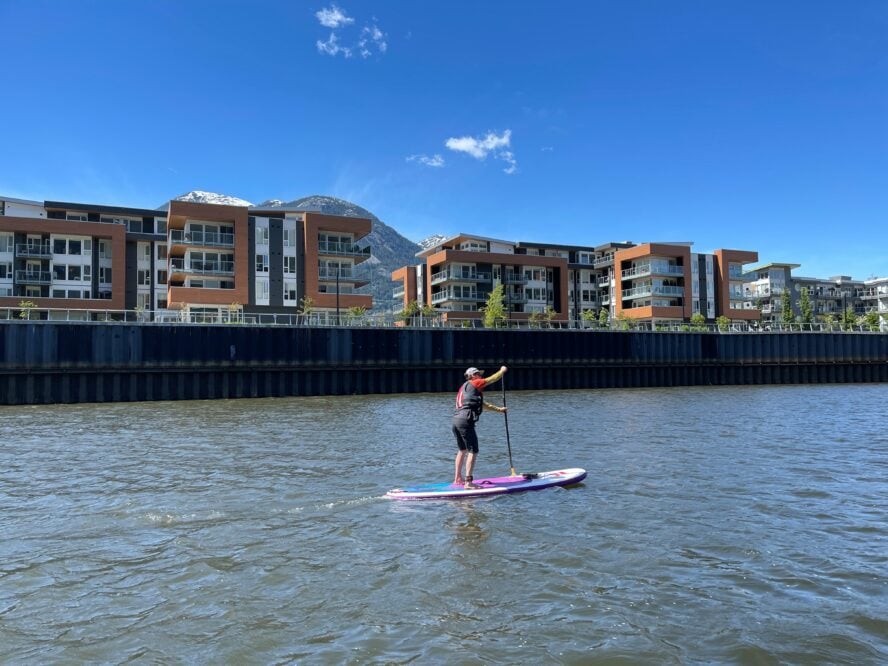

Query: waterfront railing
[0,306,884,333]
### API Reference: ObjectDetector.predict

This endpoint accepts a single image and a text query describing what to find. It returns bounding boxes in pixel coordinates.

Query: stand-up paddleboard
[385,468,586,500]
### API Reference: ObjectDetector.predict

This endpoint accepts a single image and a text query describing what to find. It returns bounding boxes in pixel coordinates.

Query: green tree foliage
[690,312,706,331]
[481,284,507,328]
[598,307,609,327]
[798,287,813,324]
[862,310,880,331]
[716,315,731,331]
[781,289,794,323]
[840,307,857,331]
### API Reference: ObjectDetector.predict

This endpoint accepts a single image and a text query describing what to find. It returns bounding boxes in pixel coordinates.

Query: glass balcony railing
[15,270,53,284]
[431,269,491,284]
[169,258,234,275]
[169,229,235,247]
[15,243,52,257]
[318,268,356,281]
[317,240,371,259]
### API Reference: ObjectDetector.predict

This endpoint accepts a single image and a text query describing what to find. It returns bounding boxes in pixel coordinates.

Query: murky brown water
[1,385,886,663]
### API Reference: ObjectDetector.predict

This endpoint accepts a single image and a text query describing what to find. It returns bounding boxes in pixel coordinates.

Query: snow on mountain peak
[417,234,447,250]
[174,190,253,207]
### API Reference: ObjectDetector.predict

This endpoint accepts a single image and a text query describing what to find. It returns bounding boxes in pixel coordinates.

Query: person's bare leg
[454,450,466,484]
[464,452,479,488]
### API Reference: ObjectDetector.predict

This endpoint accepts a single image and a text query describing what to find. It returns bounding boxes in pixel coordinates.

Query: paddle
[502,373,517,477]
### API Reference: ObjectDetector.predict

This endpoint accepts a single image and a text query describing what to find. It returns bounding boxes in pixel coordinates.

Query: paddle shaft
[502,375,517,476]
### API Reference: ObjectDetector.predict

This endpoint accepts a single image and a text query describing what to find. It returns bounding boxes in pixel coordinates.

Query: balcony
[169,229,235,248]
[392,287,405,299]
[597,274,611,286]
[594,253,614,268]
[15,270,53,284]
[431,269,491,285]
[15,243,52,258]
[318,268,356,281]
[621,262,684,280]
[169,257,234,276]
[431,290,481,304]
[317,240,371,261]
[622,284,685,300]
[502,273,527,285]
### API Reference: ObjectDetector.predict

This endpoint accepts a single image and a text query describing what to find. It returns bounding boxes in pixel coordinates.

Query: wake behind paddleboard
[385,467,586,500]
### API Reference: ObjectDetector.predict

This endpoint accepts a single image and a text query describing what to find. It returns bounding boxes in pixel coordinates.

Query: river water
[1,384,886,664]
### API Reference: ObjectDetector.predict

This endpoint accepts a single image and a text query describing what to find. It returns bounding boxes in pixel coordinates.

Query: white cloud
[314,6,387,60]
[316,5,354,29]
[541,146,554,152]
[406,154,445,168]
[444,130,517,174]
[316,31,352,58]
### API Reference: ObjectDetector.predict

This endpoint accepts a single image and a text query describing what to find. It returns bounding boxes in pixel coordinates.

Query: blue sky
[1,1,886,278]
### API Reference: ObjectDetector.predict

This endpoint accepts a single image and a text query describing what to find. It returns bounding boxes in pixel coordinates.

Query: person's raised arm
[484,365,508,386]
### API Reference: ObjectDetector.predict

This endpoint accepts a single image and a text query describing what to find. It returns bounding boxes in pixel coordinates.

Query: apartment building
[393,233,570,323]
[0,195,372,320]
[393,235,761,326]
[858,277,888,330]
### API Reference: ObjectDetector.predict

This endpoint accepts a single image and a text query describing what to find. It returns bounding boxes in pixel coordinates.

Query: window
[99,267,112,283]
[137,269,151,286]
[83,265,91,280]
[283,256,296,274]
[67,289,81,299]
[0,263,10,279]
[53,289,65,298]
[284,280,298,302]
[66,213,87,221]
[0,234,12,253]
[257,225,270,245]
[256,254,269,272]
[69,240,81,255]
[157,244,168,260]
[156,219,167,235]
[283,228,296,247]
[99,241,112,259]
[83,239,91,252]
[25,286,41,298]
[157,270,168,285]
[141,244,150,260]
[127,219,143,233]
[53,265,66,281]
[54,239,67,254]
[67,266,82,281]
[256,279,269,299]
[157,298,168,309]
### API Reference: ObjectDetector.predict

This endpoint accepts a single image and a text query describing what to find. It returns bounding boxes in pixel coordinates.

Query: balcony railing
[318,268,356,281]
[169,229,235,247]
[317,240,371,259]
[431,290,480,304]
[431,269,491,285]
[169,258,235,275]
[15,243,52,258]
[622,285,685,299]
[597,274,611,286]
[593,253,614,268]
[15,270,53,284]
[502,273,527,285]
[621,263,684,280]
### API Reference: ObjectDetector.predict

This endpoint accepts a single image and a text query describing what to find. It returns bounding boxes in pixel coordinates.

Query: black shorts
[452,419,479,454]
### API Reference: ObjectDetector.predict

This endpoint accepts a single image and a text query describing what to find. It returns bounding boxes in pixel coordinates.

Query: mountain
[168,191,420,311]
[418,234,447,250]
[172,190,254,207]
[280,195,421,312]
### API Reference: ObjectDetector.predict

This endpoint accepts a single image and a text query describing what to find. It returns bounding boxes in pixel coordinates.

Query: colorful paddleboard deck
[386,467,586,500]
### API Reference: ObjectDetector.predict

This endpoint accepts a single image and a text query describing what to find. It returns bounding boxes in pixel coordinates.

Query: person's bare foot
[453,478,464,486]
[464,481,481,489]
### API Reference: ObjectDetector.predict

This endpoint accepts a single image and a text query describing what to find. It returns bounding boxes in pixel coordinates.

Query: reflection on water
[1,384,886,663]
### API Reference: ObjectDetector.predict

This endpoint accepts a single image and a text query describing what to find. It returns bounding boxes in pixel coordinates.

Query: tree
[862,310,880,332]
[299,296,315,315]
[581,308,597,328]
[781,288,794,324]
[798,287,813,325]
[598,307,609,328]
[18,300,37,320]
[840,307,857,331]
[544,305,557,327]
[346,306,367,323]
[690,312,706,331]
[397,300,420,324]
[615,311,633,331]
[716,315,731,331]
[481,284,507,328]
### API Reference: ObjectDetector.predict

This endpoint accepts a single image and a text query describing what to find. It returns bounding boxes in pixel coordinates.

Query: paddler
[452,365,508,488]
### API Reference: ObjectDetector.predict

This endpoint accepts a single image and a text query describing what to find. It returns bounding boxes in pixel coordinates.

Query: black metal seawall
[1,322,886,405]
